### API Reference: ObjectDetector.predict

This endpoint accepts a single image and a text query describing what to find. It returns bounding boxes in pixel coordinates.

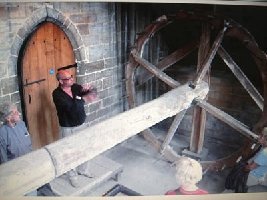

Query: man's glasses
[61,75,73,81]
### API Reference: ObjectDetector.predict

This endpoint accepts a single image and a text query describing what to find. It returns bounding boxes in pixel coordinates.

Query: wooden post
[0,81,209,196]
[190,23,211,154]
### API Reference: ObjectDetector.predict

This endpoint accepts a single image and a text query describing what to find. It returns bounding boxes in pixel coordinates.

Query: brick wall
[0,2,124,125]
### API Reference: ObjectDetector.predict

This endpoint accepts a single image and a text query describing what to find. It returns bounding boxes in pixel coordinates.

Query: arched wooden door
[22,22,76,149]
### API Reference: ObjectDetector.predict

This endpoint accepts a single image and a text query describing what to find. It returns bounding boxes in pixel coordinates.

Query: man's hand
[244,162,258,172]
[81,84,98,103]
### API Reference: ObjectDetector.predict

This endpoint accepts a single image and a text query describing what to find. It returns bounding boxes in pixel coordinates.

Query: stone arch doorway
[20,21,76,149]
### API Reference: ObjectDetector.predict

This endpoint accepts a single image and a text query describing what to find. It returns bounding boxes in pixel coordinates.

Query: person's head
[175,156,203,188]
[56,69,74,87]
[259,127,267,147]
[0,102,21,126]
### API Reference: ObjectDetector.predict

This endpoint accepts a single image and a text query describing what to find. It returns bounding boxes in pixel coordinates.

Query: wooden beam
[131,51,181,88]
[193,25,228,85]
[137,40,198,85]
[218,46,264,110]
[195,99,258,140]
[190,22,211,154]
[160,110,187,153]
[142,129,180,162]
[0,81,209,196]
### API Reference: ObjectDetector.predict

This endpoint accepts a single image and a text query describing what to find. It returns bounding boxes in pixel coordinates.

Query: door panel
[22,22,76,149]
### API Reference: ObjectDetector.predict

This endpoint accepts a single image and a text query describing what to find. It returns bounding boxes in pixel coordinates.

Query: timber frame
[125,10,267,171]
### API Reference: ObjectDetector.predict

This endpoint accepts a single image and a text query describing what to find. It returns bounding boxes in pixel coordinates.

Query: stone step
[83,179,118,196]
[49,155,123,196]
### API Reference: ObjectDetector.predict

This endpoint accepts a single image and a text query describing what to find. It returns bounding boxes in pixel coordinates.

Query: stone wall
[0,2,124,126]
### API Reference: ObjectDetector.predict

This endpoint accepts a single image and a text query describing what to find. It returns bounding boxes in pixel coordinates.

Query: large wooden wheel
[125,10,267,171]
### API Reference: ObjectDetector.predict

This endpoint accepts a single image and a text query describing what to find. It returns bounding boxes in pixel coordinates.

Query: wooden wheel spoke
[137,39,199,85]
[161,110,187,153]
[218,46,264,110]
[193,24,228,85]
[131,51,180,88]
[195,99,258,140]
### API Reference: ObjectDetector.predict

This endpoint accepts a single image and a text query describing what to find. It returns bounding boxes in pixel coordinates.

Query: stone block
[104,58,116,68]
[11,92,20,103]
[85,111,96,123]
[0,62,7,77]
[8,55,17,76]
[70,14,90,24]
[103,77,112,89]
[0,96,11,104]
[10,35,23,56]
[0,48,10,63]
[102,96,114,107]
[1,77,18,95]
[77,73,96,84]
[59,2,80,13]
[77,24,89,35]
[88,101,101,113]
[46,7,59,21]
[96,107,110,119]
[97,89,108,100]
[9,4,26,19]
[88,45,103,61]
[79,61,105,75]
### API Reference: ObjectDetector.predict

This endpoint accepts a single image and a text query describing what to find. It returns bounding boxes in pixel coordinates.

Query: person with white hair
[165,156,208,195]
[244,127,267,187]
[0,102,32,164]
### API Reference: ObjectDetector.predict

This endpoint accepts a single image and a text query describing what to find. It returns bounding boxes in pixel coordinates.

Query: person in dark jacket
[53,69,97,138]
[52,69,97,187]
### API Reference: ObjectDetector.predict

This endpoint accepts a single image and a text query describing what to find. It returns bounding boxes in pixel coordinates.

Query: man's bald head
[56,69,72,81]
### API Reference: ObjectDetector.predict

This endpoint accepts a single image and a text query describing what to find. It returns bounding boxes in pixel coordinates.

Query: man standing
[52,69,97,187]
[53,69,97,138]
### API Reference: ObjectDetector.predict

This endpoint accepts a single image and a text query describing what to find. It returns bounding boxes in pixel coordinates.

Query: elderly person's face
[58,70,74,87]
[6,106,21,125]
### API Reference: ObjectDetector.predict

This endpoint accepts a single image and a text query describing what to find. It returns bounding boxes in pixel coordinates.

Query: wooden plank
[195,99,258,140]
[218,46,264,110]
[0,81,209,196]
[142,129,180,162]
[131,51,181,88]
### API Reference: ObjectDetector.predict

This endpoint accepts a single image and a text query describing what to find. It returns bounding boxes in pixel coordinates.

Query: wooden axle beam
[0,81,209,196]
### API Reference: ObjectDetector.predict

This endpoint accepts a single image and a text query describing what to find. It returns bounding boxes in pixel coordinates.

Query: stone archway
[9,6,87,147]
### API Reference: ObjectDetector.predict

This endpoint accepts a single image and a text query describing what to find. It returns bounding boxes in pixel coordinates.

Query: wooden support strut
[131,50,181,88]
[192,23,228,86]
[195,99,258,140]
[0,81,209,196]
[218,46,264,110]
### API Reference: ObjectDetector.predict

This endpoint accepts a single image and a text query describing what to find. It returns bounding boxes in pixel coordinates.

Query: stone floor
[39,127,267,196]
[101,129,267,196]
